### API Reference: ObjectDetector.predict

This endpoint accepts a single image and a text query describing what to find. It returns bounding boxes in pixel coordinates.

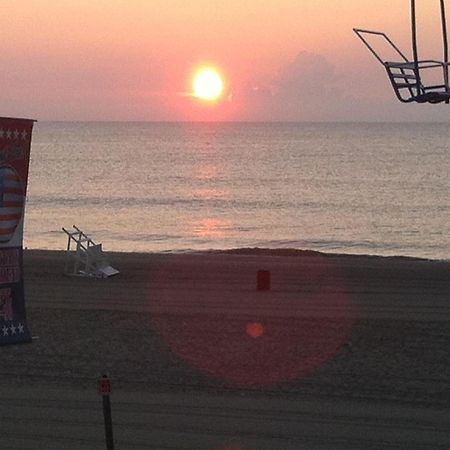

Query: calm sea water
[24,122,450,260]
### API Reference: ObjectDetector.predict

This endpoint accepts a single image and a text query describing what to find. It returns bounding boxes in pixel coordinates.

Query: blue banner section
[0,117,35,345]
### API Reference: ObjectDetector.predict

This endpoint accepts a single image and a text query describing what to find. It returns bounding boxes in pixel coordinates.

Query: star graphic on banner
[18,323,24,334]
[13,129,19,139]
[10,324,16,335]
[21,130,28,140]
[0,129,4,138]
[2,325,9,336]
[6,129,12,139]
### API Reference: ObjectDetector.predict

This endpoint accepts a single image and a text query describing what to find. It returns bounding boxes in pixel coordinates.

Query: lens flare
[246,322,264,338]
[149,254,354,387]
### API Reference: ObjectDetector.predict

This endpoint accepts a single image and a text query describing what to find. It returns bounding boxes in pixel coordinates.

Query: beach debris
[62,225,119,278]
[256,269,271,291]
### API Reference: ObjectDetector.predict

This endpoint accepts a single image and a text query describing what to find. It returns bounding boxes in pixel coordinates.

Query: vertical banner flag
[0,117,35,345]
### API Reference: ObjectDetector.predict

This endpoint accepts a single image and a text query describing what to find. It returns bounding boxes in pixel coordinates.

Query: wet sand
[0,249,449,449]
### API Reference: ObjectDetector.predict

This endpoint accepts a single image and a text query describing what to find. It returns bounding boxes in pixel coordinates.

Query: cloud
[237,50,450,122]
[237,51,344,121]
[274,51,344,120]
[274,51,338,97]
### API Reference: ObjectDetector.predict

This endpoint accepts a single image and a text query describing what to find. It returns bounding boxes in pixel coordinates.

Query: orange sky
[2,1,450,121]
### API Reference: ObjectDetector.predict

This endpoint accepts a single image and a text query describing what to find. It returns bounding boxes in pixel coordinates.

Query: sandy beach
[0,249,449,449]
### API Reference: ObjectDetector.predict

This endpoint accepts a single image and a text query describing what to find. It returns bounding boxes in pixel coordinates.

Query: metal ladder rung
[423,84,448,90]
[395,82,419,89]
[392,73,417,80]
[386,61,416,69]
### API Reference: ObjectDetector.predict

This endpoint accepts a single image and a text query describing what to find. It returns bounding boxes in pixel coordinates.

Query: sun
[192,67,224,101]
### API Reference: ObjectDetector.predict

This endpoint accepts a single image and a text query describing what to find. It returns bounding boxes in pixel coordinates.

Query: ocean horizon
[24,121,450,260]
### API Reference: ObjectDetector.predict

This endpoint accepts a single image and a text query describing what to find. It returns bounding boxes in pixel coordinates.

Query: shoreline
[24,246,449,262]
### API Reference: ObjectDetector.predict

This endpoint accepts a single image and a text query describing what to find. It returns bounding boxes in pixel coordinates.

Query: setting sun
[192,68,224,101]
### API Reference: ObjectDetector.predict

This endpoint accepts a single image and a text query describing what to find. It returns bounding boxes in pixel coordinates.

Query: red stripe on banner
[1,201,24,208]
[0,227,17,235]
[0,214,21,221]
[2,188,23,195]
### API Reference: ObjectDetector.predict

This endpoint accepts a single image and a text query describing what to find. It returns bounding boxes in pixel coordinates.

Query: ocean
[25,122,450,260]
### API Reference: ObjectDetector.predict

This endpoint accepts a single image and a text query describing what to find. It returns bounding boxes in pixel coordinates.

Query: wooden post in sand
[98,374,114,450]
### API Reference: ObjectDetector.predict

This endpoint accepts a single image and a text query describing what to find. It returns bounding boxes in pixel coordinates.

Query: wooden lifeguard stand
[62,225,119,278]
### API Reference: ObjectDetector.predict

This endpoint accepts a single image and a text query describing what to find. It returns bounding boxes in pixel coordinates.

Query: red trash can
[257,270,271,291]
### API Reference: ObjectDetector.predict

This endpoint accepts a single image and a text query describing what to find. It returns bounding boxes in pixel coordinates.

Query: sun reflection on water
[191,218,232,237]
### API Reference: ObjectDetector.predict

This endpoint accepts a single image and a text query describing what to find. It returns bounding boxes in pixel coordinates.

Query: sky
[2,0,450,122]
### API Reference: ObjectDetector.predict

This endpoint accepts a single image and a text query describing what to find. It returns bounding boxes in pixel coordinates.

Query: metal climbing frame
[354,0,450,104]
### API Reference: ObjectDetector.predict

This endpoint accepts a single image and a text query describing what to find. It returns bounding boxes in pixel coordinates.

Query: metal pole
[102,395,114,450]
[411,0,421,91]
[98,374,114,450]
[440,0,450,97]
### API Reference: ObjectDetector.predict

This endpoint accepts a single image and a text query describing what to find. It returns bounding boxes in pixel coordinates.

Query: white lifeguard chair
[62,225,119,278]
